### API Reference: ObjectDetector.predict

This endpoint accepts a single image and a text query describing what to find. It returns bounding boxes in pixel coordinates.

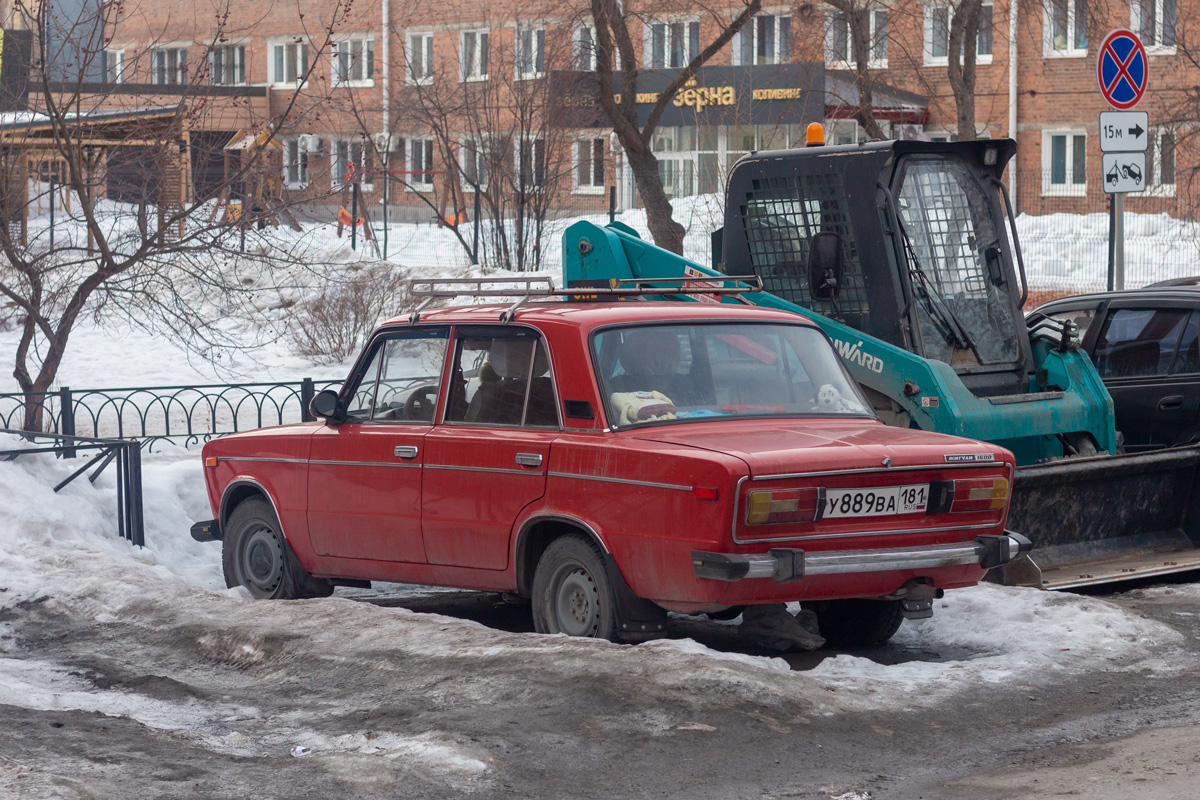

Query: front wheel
[222,498,333,600]
[531,535,617,640]
[805,598,904,648]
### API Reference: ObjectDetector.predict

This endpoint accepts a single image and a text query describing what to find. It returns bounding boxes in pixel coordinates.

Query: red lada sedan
[194,299,1027,646]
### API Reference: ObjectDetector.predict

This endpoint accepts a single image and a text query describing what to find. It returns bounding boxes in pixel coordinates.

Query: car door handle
[394,445,419,459]
[515,452,544,467]
[1159,395,1185,411]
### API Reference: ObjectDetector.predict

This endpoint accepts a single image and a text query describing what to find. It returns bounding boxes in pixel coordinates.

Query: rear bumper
[691,532,1032,583]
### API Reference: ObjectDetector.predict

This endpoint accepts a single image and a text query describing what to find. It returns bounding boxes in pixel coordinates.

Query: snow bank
[1018,210,1200,292]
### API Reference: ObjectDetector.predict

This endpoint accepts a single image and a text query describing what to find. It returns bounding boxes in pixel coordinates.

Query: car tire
[806,599,904,648]
[531,534,617,640]
[222,497,333,600]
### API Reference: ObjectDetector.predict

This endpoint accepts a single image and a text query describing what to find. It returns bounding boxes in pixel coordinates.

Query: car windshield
[592,322,873,428]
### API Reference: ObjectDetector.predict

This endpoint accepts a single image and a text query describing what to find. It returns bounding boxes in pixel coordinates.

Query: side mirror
[309,389,346,424]
[808,231,844,300]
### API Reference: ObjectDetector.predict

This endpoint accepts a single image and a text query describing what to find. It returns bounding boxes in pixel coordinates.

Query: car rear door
[1090,302,1191,449]
[307,327,450,562]
[421,325,561,571]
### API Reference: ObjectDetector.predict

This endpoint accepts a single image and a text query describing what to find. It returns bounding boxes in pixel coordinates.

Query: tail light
[745,488,824,525]
[928,478,1009,514]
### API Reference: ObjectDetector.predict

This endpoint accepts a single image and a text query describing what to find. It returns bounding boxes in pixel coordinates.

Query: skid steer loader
[564,137,1200,590]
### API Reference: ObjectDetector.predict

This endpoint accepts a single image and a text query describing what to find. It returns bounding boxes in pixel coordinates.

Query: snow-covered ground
[0,439,1184,728]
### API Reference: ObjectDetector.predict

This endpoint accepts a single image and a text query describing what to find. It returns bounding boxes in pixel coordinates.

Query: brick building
[15,0,1200,225]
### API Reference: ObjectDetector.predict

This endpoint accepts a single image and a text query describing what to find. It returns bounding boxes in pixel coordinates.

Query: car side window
[1094,308,1189,378]
[444,329,559,427]
[1172,311,1200,375]
[344,329,449,423]
[346,347,385,421]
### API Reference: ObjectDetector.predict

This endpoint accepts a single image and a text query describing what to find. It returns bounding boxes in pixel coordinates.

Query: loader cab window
[894,156,1020,369]
[737,172,871,330]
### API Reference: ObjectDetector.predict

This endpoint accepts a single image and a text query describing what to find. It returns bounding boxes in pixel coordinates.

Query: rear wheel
[531,534,617,640]
[222,498,333,600]
[806,599,904,648]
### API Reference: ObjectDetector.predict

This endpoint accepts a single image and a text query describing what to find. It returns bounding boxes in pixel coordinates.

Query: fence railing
[0,378,343,445]
[0,429,145,545]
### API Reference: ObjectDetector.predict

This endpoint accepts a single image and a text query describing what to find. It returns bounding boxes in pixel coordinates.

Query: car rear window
[592,322,873,428]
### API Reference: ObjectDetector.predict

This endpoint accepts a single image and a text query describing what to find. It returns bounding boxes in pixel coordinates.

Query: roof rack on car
[408,275,764,323]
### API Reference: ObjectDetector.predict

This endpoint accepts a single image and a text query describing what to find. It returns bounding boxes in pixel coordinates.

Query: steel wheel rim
[242,525,283,596]
[553,566,599,637]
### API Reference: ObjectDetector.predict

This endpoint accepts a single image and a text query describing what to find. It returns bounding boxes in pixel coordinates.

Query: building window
[518,138,546,188]
[1132,0,1176,50]
[103,49,124,83]
[210,44,245,86]
[461,138,491,190]
[407,32,434,84]
[283,139,309,188]
[151,47,187,85]
[734,14,792,66]
[828,9,887,69]
[1043,131,1087,195]
[332,139,375,190]
[925,3,992,65]
[516,27,545,79]
[407,138,435,190]
[574,138,605,193]
[1147,129,1176,194]
[1046,0,1088,56]
[575,25,597,70]
[333,37,374,86]
[645,19,699,69]
[461,29,489,81]
[270,40,309,85]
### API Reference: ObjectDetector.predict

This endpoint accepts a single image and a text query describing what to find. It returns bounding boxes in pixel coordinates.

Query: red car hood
[629,419,1006,476]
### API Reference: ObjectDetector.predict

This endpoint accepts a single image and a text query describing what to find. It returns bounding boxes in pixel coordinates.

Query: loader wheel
[531,534,617,640]
[805,599,904,648]
[223,498,333,600]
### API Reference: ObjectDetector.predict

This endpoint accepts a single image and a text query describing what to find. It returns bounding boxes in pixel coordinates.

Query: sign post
[1097,29,1149,291]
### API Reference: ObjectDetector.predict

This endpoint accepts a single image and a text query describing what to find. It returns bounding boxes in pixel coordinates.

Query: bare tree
[391,14,574,270]
[824,0,888,140]
[587,0,761,254]
[0,0,351,430]
[945,0,984,140]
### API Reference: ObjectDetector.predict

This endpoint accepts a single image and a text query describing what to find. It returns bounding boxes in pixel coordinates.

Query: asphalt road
[2,574,1198,800]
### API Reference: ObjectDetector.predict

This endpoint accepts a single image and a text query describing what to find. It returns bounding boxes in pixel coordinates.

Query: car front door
[421,326,560,571]
[307,327,450,562]
[1091,305,1190,449]
[1155,309,1200,446]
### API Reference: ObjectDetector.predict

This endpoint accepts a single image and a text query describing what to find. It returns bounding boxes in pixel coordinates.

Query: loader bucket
[1000,444,1200,590]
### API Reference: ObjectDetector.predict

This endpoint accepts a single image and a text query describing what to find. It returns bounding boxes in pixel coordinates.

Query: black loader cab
[719,138,1034,399]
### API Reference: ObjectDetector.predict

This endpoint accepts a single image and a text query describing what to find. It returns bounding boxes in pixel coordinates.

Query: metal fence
[0,378,342,445]
[0,429,145,546]
[1014,169,1200,305]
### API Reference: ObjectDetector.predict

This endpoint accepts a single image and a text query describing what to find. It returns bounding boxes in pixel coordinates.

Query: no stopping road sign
[1097,30,1148,110]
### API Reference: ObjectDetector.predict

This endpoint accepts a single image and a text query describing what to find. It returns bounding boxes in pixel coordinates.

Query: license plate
[824,484,928,518]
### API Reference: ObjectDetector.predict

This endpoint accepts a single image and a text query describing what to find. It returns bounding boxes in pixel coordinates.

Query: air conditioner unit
[372,132,400,153]
[299,134,322,153]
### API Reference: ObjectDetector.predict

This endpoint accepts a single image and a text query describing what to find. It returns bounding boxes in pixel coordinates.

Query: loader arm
[564,220,1116,465]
